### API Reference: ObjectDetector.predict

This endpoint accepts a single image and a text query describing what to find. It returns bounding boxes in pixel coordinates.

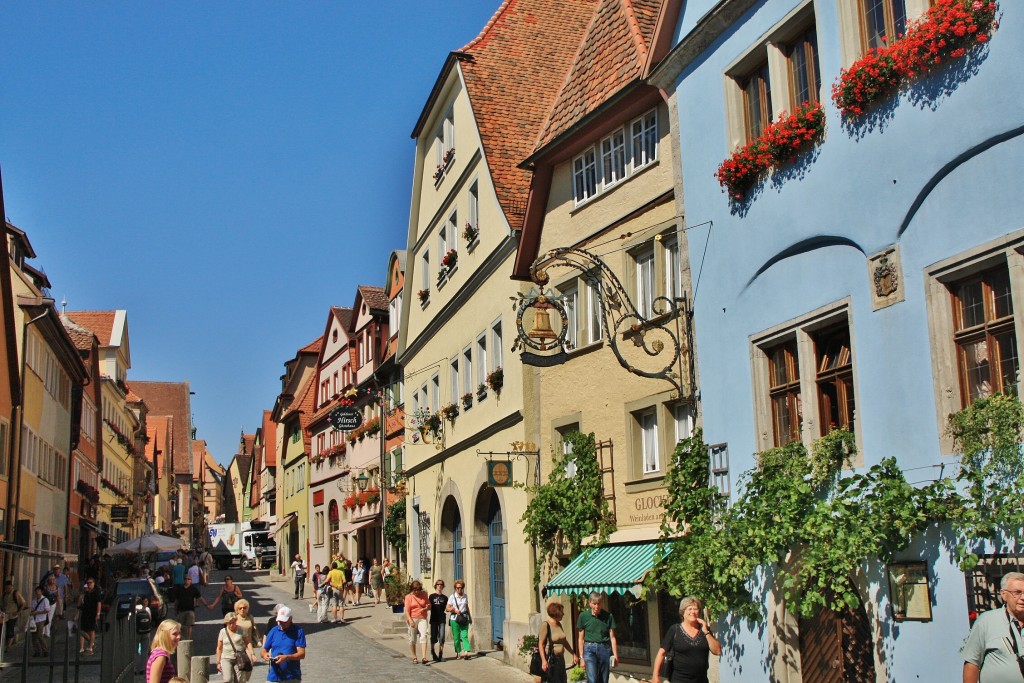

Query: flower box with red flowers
[441,249,458,270]
[832,0,999,117]
[418,289,430,305]
[715,102,825,200]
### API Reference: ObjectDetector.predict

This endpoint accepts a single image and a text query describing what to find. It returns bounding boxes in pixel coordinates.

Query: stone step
[374,615,409,636]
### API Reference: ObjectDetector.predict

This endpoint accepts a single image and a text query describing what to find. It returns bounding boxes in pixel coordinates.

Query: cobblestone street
[0,569,535,683]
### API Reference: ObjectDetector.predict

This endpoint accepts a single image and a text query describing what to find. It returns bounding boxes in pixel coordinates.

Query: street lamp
[355,472,369,492]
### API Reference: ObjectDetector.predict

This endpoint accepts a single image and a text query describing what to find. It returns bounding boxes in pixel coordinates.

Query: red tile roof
[456,0,598,230]
[192,440,208,483]
[332,307,353,331]
[261,411,277,468]
[130,381,193,475]
[299,336,323,355]
[295,372,317,453]
[147,415,172,476]
[357,286,389,313]
[60,315,97,351]
[63,311,117,346]
[535,0,663,149]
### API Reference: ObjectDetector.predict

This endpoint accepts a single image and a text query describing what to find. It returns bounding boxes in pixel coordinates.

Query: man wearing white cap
[261,606,306,682]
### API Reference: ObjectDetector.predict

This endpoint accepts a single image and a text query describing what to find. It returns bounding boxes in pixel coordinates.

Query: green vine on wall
[654,395,1024,620]
[384,498,407,554]
[520,432,617,583]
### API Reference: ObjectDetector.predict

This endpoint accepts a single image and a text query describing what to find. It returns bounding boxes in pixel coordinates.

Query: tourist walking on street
[173,575,203,639]
[651,597,720,683]
[209,575,244,616]
[446,580,472,660]
[2,579,26,651]
[405,580,430,664]
[428,580,448,662]
[78,577,102,655]
[29,586,50,657]
[262,606,305,683]
[146,619,182,683]
[368,559,383,605]
[231,599,261,649]
[216,612,256,683]
[290,555,307,600]
[186,560,202,586]
[962,571,1024,683]
[326,563,346,624]
[309,565,322,612]
[534,601,577,683]
[577,592,619,683]
[352,560,366,604]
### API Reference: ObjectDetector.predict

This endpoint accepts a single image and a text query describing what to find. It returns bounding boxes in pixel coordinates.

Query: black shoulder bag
[659,624,678,679]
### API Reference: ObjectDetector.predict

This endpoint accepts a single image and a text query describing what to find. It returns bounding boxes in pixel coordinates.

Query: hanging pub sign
[110,505,130,522]
[488,460,513,487]
[329,406,363,432]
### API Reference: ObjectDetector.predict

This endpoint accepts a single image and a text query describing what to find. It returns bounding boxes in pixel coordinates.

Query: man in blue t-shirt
[261,606,306,682]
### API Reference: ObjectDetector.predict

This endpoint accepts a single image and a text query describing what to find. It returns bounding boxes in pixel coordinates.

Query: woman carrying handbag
[532,601,577,683]
[445,580,473,660]
[216,612,256,683]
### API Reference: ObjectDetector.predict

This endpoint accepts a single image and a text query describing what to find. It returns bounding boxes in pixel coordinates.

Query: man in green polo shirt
[577,591,619,683]
[962,571,1024,682]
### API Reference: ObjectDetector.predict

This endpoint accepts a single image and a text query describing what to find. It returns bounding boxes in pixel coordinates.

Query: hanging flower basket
[461,392,474,410]
[832,0,999,117]
[714,101,825,200]
[486,366,504,396]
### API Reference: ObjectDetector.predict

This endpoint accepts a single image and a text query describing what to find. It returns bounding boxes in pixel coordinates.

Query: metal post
[177,639,193,681]
[62,618,72,683]
[189,654,209,683]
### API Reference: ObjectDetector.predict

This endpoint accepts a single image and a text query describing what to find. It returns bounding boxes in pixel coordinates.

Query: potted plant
[486,366,503,397]
[463,222,479,244]
[461,392,474,410]
[385,566,411,612]
[441,403,459,425]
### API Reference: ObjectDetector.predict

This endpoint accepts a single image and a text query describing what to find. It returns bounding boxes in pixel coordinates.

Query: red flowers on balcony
[832,0,999,117]
[715,102,825,200]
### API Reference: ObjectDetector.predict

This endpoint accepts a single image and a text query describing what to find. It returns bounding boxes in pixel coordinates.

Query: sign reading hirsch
[329,406,363,432]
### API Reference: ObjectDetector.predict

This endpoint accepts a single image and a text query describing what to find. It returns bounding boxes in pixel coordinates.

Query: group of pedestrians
[304,553,391,625]
[403,577,472,664]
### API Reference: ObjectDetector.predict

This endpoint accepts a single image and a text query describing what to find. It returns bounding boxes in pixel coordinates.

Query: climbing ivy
[654,395,1024,621]
[520,431,617,583]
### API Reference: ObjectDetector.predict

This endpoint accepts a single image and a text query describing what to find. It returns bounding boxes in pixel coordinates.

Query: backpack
[136,608,152,634]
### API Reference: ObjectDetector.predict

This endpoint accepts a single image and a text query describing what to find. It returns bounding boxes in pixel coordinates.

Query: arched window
[329,500,340,557]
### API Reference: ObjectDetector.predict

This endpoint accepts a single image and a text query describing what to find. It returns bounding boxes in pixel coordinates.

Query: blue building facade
[650,0,1024,680]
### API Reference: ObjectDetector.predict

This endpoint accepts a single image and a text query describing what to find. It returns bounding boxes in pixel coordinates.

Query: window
[573,108,659,205]
[664,236,681,302]
[768,340,802,446]
[587,280,604,343]
[389,293,402,337]
[862,0,907,50]
[462,346,474,401]
[635,248,656,318]
[435,106,455,169]
[787,25,821,107]
[815,326,856,433]
[468,181,479,240]
[639,410,659,474]
[742,60,773,142]
[421,250,430,294]
[709,443,731,502]
[951,265,1018,403]
[438,224,448,271]
[450,357,460,403]
[491,320,503,371]
[561,286,579,349]
[606,592,649,663]
[430,373,440,412]
[673,403,693,444]
[476,334,488,397]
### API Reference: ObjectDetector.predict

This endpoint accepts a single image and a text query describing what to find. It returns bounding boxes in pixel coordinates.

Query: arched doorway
[438,497,463,582]
[487,495,505,644]
[453,510,464,582]
[798,603,876,683]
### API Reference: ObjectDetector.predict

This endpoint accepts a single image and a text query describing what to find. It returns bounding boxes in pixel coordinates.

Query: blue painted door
[487,495,505,643]
[453,510,464,582]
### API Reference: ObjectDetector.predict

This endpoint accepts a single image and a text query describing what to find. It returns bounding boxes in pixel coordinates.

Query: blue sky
[1,2,500,465]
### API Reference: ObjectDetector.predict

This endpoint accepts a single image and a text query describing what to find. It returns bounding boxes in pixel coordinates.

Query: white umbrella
[103,532,184,555]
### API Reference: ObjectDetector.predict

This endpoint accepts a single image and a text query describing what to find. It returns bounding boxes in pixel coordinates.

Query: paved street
[0,568,535,683]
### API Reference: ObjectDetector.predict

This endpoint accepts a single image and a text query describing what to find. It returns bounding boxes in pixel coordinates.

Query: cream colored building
[397,0,595,653]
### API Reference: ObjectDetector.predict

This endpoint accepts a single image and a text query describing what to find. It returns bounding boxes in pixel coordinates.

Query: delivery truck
[208,521,275,569]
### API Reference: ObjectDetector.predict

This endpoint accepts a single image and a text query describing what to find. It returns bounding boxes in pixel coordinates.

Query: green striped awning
[544,542,661,597]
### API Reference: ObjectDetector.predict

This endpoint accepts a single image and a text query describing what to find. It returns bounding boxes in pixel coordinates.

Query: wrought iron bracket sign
[512,246,694,397]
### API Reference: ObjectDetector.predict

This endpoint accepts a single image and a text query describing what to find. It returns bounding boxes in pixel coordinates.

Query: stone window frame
[624,389,687,486]
[835,0,932,68]
[924,229,1024,453]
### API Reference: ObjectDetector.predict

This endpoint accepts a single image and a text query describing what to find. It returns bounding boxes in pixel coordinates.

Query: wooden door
[798,604,876,683]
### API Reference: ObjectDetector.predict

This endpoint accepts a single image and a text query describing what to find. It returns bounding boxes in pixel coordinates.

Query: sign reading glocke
[329,406,363,432]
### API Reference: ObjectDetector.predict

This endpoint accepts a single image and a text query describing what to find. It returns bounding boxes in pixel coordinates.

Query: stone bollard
[190,654,210,683]
[177,639,193,681]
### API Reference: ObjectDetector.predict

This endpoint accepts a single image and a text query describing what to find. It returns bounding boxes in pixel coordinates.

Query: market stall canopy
[103,532,184,555]
[331,518,376,535]
[544,542,661,598]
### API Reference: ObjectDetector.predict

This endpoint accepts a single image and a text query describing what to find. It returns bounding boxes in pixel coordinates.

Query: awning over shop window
[544,542,661,597]
[331,518,376,535]
[270,512,298,538]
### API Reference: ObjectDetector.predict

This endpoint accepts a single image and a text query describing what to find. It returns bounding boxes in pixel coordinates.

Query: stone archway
[437,496,464,583]
[472,486,506,646]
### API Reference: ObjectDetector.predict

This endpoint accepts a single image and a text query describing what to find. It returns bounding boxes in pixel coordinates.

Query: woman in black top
[651,597,721,683]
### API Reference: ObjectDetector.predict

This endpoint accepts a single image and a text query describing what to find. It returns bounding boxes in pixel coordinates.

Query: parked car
[103,578,167,622]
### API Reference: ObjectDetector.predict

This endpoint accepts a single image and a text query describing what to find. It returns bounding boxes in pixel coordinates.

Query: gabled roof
[204,451,226,477]
[424,0,597,231]
[192,439,209,483]
[535,0,662,149]
[63,311,118,346]
[147,415,172,476]
[130,381,193,476]
[261,411,277,468]
[332,307,353,331]
[60,315,97,351]
[299,336,322,354]
[357,285,389,313]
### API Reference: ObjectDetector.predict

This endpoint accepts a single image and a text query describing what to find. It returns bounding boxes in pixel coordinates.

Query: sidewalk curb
[254,574,534,683]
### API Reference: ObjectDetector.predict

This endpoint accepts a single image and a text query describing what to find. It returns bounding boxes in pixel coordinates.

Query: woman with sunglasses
[446,580,472,660]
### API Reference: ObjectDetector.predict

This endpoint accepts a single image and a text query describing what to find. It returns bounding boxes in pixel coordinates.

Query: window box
[461,392,474,411]
[832,0,999,117]
[418,289,430,306]
[486,366,503,397]
[476,383,488,402]
[715,102,825,200]
[463,222,479,247]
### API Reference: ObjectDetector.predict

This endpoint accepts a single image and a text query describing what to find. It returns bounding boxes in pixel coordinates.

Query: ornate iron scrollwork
[512,246,693,398]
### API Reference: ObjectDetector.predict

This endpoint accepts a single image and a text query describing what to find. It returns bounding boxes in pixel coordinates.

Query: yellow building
[509,0,696,678]
[397,0,595,653]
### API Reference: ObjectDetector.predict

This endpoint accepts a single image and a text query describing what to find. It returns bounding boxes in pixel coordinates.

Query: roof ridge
[620,0,650,64]
[460,0,516,52]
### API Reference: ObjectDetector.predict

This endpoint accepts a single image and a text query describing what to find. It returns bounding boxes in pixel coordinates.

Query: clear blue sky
[1,2,500,466]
